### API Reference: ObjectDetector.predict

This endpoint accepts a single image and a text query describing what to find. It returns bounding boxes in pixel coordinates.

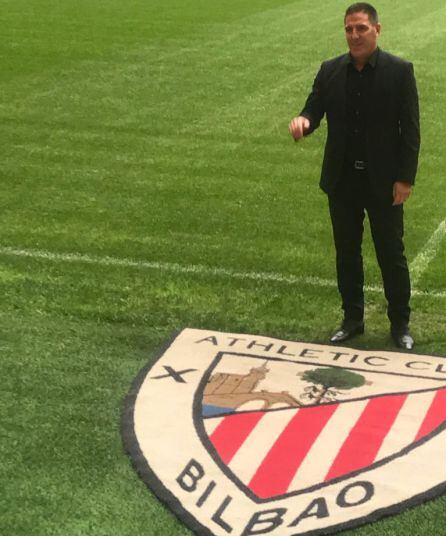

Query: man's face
[345,11,381,63]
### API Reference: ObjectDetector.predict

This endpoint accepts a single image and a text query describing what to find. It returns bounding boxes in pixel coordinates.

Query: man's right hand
[289,116,310,141]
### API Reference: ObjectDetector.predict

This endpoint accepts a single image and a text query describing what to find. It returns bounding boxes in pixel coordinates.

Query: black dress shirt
[344,49,378,170]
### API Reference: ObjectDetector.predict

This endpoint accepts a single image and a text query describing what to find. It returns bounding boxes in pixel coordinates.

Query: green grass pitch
[1,0,446,534]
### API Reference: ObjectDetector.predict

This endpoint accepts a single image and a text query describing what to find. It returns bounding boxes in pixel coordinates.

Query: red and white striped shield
[123,329,446,536]
[204,383,446,499]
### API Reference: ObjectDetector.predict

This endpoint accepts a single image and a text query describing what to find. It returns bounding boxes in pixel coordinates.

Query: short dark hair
[345,3,379,24]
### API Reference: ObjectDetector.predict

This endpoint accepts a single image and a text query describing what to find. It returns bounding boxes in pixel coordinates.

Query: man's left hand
[393,181,412,205]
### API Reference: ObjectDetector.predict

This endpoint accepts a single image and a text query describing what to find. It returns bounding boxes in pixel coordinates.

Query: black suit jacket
[299,48,420,199]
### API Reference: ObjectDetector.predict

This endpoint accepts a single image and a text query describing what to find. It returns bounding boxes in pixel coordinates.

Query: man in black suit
[289,3,420,349]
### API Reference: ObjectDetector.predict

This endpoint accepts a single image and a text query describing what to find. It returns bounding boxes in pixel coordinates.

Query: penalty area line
[410,218,446,286]
[0,245,445,299]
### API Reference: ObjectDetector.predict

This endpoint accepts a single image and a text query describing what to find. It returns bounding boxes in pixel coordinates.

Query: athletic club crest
[122,329,446,535]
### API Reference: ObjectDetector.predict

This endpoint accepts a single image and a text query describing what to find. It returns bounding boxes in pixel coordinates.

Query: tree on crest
[300,367,366,405]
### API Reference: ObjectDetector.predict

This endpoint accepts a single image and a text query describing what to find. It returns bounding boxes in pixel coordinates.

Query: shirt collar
[348,46,379,69]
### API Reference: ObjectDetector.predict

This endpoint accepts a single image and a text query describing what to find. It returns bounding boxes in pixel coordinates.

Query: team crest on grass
[122,329,446,535]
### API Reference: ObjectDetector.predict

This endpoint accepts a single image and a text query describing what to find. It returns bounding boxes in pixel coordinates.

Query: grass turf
[1,0,446,534]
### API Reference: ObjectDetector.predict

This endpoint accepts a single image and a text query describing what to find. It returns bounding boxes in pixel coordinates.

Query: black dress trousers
[328,169,411,329]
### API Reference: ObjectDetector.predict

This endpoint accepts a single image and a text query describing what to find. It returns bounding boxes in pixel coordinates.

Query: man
[289,3,420,349]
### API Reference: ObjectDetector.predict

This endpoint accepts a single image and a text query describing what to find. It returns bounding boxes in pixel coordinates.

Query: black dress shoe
[330,320,364,343]
[391,329,414,350]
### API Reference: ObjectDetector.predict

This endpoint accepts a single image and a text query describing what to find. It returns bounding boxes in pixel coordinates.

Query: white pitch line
[0,245,445,299]
[0,245,338,288]
[410,218,446,286]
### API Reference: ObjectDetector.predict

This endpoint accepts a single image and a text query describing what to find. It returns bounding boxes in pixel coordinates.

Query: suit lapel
[368,49,389,119]
[331,54,349,120]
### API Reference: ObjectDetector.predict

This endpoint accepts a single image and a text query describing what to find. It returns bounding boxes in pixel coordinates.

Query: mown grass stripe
[1,245,445,299]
